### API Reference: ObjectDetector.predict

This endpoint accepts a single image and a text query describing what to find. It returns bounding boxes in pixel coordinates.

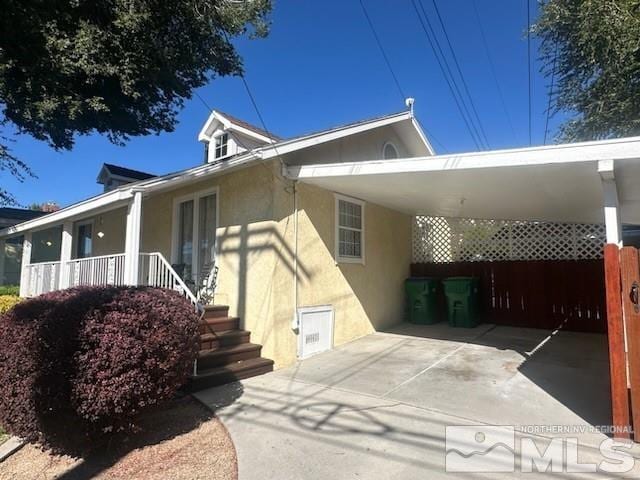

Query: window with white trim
[335,195,365,263]
[214,133,229,159]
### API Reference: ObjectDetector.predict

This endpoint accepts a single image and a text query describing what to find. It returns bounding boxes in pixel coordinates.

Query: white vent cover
[297,305,334,359]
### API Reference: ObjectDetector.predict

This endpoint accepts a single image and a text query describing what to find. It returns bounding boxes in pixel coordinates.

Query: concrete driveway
[195,323,640,479]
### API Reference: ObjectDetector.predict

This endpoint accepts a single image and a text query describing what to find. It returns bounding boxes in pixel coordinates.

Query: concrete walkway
[195,323,640,479]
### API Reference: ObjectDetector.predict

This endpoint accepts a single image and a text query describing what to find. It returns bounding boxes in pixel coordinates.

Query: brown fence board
[603,244,631,439]
[620,247,640,437]
[410,259,607,333]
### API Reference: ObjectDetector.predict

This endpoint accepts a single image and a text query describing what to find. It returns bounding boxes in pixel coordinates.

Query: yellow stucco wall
[92,160,412,369]
[88,207,127,257]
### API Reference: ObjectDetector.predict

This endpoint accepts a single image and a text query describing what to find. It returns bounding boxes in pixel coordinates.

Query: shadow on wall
[301,187,412,335]
[215,222,313,351]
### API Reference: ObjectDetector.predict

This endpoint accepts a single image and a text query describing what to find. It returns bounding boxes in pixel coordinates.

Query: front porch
[21,251,196,304]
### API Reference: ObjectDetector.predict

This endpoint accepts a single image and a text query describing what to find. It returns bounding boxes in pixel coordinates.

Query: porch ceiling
[287,137,640,224]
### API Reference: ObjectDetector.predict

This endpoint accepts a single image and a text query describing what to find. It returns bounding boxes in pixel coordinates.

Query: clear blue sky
[3,0,564,208]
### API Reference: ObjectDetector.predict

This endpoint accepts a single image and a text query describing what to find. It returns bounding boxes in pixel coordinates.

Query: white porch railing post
[59,221,73,289]
[598,160,622,246]
[0,238,5,285]
[19,232,32,297]
[124,190,143,285]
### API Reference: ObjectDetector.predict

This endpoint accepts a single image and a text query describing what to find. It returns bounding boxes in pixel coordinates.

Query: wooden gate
[411,260,607,333]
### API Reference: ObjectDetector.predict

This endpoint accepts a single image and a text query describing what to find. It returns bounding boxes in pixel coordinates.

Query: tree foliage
[0,0,271,204]
[534,0,640,141]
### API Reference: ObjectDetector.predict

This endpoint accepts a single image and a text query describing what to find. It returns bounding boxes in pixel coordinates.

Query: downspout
[291,180,299,331]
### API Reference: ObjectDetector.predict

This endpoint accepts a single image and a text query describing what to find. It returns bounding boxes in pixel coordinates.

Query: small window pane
[383,143,398,159]
[215,133,229,159]
[337,198,363,260]
[178,200,194,279]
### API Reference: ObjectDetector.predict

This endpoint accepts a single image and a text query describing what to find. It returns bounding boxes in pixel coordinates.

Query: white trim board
[286,135,640,179]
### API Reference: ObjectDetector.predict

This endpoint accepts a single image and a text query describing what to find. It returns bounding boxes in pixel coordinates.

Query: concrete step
[199,330,251,351]
[185,357,275,392]
[199,316,240,334]
[198,343,262,370]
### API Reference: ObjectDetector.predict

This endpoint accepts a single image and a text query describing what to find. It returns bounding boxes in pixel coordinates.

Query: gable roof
[198,110,280,144]
[101,163,156,181]
[1,109,430,236]
[215,111,282,142]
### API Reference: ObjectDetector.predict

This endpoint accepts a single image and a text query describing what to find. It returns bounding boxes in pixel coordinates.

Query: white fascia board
[0,189,133,237]
[140,152,259,194]
[287,136,640,179]
[0,151,262,238]
[261,112,413,159]
[197,110,231,142]
[229,123,277,144]
[411,116,436,155]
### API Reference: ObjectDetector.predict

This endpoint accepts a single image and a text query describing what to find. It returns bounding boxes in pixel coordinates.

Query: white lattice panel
[413,216,606,263]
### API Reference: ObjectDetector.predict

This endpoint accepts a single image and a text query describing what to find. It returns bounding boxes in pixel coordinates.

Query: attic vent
[383,142,398,159]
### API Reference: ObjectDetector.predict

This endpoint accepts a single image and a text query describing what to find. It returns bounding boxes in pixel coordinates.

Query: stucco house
[0,108,432,384]
[2,106,640,392]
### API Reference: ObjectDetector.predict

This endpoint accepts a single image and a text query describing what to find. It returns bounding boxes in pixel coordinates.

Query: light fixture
[45,241,52,247]
[97,231,105,239]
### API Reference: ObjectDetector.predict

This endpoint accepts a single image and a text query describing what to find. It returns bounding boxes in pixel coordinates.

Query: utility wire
[471,0,518,145]
[527,0,532,145]
[410,0,483,150]
[358,0,447,153]
[358,0,406,101]
[543,40,559,145]
[429,0,491,149]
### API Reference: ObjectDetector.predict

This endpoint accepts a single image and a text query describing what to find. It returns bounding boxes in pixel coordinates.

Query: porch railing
[23,252,202,314]
[24,261,61,297]
[139,252,201,312]
[67,253,126,287]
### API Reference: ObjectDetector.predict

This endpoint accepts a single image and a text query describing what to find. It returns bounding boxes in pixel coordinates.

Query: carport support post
[598,160,622,246]
[124,190,143,286]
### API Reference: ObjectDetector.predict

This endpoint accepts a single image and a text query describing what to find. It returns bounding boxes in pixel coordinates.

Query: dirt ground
[0,396,237,480]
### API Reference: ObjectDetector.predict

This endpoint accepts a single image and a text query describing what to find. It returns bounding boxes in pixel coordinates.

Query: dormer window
[214,133,229,159]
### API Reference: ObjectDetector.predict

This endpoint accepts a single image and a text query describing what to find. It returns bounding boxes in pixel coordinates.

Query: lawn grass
[0,425,8,445]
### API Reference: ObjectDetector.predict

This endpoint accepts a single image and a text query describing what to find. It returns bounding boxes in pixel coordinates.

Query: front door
[174,190,218,285]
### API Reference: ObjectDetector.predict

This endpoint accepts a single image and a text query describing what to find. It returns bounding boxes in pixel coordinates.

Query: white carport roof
[286,136,640,225]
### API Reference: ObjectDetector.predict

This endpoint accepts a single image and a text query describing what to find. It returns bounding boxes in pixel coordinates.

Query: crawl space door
[298,305,334,359]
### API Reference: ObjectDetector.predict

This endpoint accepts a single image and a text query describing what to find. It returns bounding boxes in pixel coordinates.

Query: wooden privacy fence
[410,260,607,333]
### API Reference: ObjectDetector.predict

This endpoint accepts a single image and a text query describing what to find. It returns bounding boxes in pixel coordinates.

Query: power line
[358,0,448,153]
[471,0,518,144]
[429,0,491,149]
[410,0,483,150]
[527,0,532,146]
[543,40,559,145]
[358,0,406,101]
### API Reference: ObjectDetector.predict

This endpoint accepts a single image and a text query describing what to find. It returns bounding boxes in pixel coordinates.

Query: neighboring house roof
[0,207,48,229]
[0,109,429,236]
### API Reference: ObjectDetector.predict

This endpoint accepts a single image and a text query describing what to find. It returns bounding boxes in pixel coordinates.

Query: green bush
[0,285,19,296]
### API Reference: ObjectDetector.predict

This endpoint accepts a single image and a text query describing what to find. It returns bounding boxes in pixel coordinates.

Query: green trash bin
[405,278,440,325]
[442,277,481,327]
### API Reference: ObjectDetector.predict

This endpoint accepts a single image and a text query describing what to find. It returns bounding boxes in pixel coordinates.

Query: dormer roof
[198,110,280,145]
